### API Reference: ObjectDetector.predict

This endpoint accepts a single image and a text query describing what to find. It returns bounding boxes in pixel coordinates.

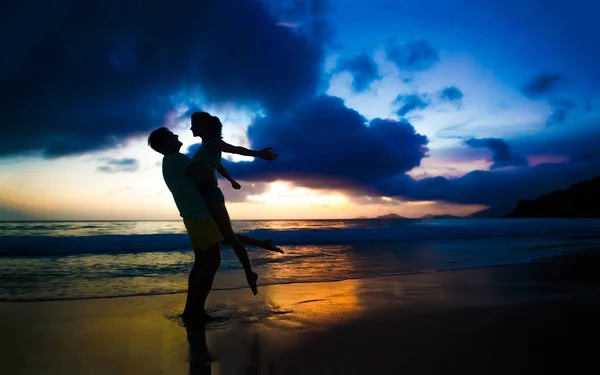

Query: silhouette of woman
[188,111,279,295]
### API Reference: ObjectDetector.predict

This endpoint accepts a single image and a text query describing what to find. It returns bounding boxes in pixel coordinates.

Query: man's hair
[147,127,172,153]
[191,111,223,139]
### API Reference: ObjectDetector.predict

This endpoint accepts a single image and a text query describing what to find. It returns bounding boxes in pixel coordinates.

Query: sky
[1,0,599,220]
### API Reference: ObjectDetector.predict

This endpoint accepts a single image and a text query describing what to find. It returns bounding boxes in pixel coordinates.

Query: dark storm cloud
[440,86,464,101]
[394,94,430,117]
[385,39,439,71]
[510,122,600,163]
[185,143,202,159]
[465,138,528,169]
[521,73,564,99]
[0,0,328,157]
[216,93,599,213]
[544,98,576,125]
[406,161,600,213]
[550,99,576,110]
[97,158,139,173]
[223,95,429,189]
[335,53,381,92]
[546,109,568,126]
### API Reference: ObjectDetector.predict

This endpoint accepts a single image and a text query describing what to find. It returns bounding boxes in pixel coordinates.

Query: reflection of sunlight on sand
[263,280,361,324]
[257,245,363,326]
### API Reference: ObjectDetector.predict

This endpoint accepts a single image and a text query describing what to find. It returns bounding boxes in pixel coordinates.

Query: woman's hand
[231,180,241,190]
[256,147,278,161]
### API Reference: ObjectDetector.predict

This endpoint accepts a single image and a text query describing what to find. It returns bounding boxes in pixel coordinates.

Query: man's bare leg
[196,244,221,321]
[183,243,221,323]
[183,263,201,321]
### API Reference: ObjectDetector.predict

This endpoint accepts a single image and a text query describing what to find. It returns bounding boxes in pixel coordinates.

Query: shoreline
[2,248,597,303]
[2,248,599,374]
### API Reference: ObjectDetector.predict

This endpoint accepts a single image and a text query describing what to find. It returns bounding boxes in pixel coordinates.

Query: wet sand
[1,250,600,375]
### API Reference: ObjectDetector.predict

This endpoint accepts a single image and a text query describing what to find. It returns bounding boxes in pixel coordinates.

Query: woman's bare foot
[246,271,258,295]
[263,239,284,253]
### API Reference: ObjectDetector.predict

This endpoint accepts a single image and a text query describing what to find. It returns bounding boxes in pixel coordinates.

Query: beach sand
[2,251,600,375]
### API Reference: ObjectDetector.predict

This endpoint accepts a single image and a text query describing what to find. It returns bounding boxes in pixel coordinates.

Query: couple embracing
[148,112,281,324]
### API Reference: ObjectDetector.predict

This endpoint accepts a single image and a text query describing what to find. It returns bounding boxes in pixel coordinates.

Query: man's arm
[213,140,278,160]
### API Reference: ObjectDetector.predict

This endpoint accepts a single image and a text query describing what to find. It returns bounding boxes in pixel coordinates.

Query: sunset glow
[247,182,348,206]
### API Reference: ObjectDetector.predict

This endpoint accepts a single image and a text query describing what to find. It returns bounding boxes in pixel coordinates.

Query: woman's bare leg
[230,234,284,253]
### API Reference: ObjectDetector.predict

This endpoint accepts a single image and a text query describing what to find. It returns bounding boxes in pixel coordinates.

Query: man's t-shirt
[162,153,211,220]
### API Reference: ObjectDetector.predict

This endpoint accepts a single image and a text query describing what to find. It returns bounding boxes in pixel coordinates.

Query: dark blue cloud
[217,95,600,212]
[385,39,439,71]
[521,73,564,99]
[546,109,568,126]
[440,86,464,101]
[521,75,574,125]
[185,143,202,159]
[382,128,600,211]
[510,123,600,162]
[269,0,335,44]
[550,99,576,110]
[584,101,593,113]
[545,99,576,125]
[335,53,380,92]
[394,94,430,117]
[464,138,528,169]
[0,0,328,157]
[97,158,139,173]
[396,161,600,213]
[223,95,429,189]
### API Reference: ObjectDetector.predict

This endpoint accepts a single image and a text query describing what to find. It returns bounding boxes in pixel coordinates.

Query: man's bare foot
[263,239,284,253]
[203,312,217,322]
[182,310,202,326]
[183,311,224,326]
[246,271,259,295]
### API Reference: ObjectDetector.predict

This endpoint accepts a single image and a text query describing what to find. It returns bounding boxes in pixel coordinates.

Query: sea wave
[2,219,600,256]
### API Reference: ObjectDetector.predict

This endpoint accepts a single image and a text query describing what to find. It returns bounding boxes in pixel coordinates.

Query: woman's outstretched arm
[214,140,278,160]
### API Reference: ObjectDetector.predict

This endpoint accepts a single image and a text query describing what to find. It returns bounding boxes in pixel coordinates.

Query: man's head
[148,127,182,155]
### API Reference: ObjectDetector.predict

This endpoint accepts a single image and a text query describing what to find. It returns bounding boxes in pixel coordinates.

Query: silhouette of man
[148,127,222,323]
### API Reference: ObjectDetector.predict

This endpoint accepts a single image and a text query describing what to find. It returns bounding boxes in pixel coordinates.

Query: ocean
[1,219,599,301]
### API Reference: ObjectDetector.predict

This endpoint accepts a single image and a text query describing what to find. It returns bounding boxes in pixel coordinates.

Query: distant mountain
[374,213,408,219]
[503,176,600,218]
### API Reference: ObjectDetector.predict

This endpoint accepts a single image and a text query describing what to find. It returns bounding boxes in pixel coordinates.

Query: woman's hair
[191,111,223,139]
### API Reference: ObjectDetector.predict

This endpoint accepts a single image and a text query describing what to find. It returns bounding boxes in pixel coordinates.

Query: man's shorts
[183,218,223,250]
[196,183,226,204]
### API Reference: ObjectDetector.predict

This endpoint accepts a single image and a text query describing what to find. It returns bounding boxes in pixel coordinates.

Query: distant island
[354,213,464,220]
[352,213,408,220]
[374,213,407,219]
[503,176,600,218]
